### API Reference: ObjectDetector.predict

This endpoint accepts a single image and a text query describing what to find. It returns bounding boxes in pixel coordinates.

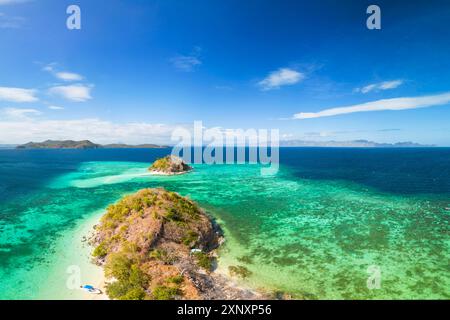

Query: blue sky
[0,0,450,145]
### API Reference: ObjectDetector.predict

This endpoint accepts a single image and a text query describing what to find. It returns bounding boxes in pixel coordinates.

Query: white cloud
[42,63,85,82]
[258,68,305,91]
[0,0,30,5]
[294,92,450,120]
[356,80,403,94]
[49,84,92,102]
[0,12,25,28]
[281,133,294,139]
[2,107,40,119]
[171,55,202,72]
[0,87,38,102]
[359,84,376,94]
[48,105,64,110]
[379,80,403,90]
[0,114,276,146]
[171,47,202,72]
[55,72,84,82]
[42,63,56,73]
[0,116,183,144]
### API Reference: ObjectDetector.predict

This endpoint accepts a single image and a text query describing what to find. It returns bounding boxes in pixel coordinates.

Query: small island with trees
[149,155,193,175]
[16,140,168,149]
[17,140,101,149]
[90,188,262,300]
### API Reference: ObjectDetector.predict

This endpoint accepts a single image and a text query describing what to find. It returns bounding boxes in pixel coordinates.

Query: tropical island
[17,140,101,149]
[16,140,168,149]
[90,188,263,300]
[149,155,193,175]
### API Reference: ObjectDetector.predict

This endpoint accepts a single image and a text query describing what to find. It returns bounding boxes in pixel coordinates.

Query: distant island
[280,139,435,148]
[149,155,193,175]
[16,140,169,150]
[17,140,101,149]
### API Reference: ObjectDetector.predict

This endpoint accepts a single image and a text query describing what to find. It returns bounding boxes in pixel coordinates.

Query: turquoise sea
[0,148,449,299]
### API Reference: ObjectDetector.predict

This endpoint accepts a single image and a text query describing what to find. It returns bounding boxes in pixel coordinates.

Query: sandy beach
[148,169,193,176]
[35,210,109,300]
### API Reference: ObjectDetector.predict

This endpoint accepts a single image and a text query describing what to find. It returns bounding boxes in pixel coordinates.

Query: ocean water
[0,148,449,299]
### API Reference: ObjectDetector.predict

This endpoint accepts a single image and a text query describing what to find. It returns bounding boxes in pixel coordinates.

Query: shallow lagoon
[0,148,448,299]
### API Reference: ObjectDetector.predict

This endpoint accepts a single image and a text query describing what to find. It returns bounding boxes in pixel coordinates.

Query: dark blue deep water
[1,147,448,202]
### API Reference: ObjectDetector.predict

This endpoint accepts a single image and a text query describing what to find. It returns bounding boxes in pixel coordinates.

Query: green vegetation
[228,265,252,279]
[100,190,159,230]
[105,252,132,280]
[194,252,213,271]
[151,156,171,171]
[163,191,200,220]
[105,253,150,300]
[152,285,180,300]
[149,249,176,265]
[167,275,184,285]
[150,274,184,300]
[166,208,184,222]
[92,241,108,258]
[182,231,199,247]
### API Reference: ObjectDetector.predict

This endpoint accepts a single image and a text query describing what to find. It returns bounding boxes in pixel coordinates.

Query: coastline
[83,217,109,301]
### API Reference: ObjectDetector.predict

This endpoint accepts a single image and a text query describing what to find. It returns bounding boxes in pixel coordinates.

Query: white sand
[37,210,109,300]
[148,170,192,176]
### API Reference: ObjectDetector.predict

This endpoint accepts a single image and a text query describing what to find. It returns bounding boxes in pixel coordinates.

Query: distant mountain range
[13,139,435,149]
[16,140,169,149]
[280,139,435,148]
